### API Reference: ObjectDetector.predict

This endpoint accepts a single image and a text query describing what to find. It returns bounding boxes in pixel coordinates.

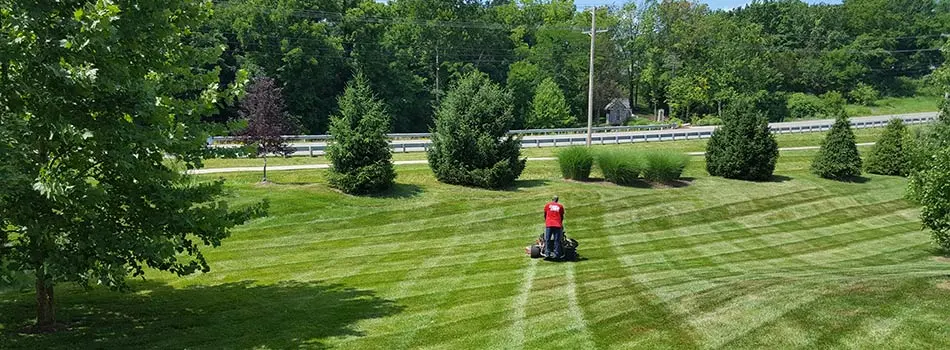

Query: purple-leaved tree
[239,77,301,182]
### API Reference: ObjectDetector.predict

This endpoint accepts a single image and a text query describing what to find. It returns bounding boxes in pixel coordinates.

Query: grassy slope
[844,95,940,117]
[199,127,888,169]
[3,148,950,349]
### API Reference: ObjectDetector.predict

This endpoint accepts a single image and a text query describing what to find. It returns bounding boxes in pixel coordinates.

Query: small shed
[604,98,632,126]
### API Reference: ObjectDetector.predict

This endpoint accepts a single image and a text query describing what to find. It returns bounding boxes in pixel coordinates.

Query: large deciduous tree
[0,1,264,330]
[427,71,525,189]
[908,146,950,251]
[239,77,301,183]
[326,72,396,195]
[908,41,950,251]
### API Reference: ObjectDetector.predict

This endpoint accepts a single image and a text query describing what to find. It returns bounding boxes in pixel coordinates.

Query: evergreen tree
[865,118,909,176]
[527,78,575,129]
[811,109,862,180]
[705,98,780,181]
[427,71,525,189]
[326,73,396,195]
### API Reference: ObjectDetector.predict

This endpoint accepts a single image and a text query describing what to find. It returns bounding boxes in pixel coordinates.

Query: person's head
[552,195,559,203]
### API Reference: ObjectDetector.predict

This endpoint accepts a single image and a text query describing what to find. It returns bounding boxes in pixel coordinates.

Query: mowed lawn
[3,151,950,349]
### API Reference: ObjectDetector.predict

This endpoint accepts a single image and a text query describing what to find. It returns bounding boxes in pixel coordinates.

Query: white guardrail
[211,124,679,143]
[214,114,937,157]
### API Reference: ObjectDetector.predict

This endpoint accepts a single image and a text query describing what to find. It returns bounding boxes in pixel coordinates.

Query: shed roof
[605,98,630,110]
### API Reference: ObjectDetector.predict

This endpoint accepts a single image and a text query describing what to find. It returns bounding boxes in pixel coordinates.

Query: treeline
[206,0,950,133]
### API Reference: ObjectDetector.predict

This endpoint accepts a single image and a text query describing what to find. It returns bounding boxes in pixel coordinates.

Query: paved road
[191,143,876,175]
[220,112,934,156]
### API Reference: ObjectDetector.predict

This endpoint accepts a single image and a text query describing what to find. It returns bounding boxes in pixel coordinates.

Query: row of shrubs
[558,147,690,185]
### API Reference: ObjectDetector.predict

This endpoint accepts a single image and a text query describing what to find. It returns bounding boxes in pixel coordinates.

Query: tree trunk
[35,273,55,329]
[633,80,639,112]
[261,144,268,183]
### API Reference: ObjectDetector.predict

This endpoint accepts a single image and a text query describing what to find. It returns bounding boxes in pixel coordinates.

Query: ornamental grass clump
[597,150,643,186]
[642,151,689,182]
[558,146,594,180]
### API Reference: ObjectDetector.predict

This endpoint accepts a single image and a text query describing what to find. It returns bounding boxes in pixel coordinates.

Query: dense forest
[207,0,950,133]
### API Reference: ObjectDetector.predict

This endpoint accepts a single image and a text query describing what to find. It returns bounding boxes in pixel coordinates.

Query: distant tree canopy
[205,0,950,133]
[528,78,575,129]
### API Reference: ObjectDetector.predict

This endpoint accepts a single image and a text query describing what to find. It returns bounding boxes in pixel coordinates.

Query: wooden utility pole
[435,47,440,104]
[586,6,597,147]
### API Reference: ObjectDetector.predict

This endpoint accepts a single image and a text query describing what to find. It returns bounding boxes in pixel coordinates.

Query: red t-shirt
[544,202,565,228]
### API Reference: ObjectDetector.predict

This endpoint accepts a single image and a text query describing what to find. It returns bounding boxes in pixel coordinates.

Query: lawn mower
[526,230,579,261]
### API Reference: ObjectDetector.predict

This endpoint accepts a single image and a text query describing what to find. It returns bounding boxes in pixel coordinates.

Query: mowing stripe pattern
[3,160,950,349]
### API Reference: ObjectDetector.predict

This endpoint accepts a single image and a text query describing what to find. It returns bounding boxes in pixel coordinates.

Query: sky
[574,0,843,10]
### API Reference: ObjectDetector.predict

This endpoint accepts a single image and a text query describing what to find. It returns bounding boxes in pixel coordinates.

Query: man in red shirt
[543,195,565,258]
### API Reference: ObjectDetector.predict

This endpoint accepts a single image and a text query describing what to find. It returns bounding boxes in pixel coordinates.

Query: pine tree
[865,118,909,176]
[527,78,574,129]
[705,97,779,181]
[326,72,396,195]
[811,109,862,180]
[427,71,525,189]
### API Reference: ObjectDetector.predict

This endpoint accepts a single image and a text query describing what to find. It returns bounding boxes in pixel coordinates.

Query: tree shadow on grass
[502,179,549,191]
[928,247,950,262]
[767,175,794,183]
[368,183,424,199]
[0,280,402,349]
[839,176,871,184]
[566,178,694,189]
[542,256,590,263]
[655,178,694,188]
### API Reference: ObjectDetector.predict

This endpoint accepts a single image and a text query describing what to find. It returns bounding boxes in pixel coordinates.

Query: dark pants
[544,227,563,257]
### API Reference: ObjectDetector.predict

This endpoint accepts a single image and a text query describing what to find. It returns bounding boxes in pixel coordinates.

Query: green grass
[198,128,890,169]
[844,95,939,117]
[4,149,950,349]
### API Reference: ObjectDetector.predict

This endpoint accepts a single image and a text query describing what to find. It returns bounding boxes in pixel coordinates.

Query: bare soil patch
[937,280,950,291]
[933,256,950,263]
